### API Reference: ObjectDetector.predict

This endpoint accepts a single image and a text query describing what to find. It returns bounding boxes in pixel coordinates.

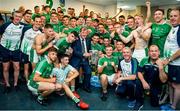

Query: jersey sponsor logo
[4,30,22,37]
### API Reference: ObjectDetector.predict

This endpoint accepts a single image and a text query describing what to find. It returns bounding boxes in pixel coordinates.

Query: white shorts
[132,49,146,62]
[107,74,115,85]
[27,81,39,96]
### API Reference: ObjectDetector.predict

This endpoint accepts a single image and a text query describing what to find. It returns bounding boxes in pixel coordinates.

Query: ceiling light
[121,5,130,9]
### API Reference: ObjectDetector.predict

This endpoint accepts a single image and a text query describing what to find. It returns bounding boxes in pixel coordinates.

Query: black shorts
[168,65,180,83]
[0,45,20,62]
[20,51,29,64]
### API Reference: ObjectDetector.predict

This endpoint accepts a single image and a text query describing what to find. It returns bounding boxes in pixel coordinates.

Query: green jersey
[98,56,118,75]
[112,51,123,59]
[29,57,54,89]
[91,42,102,51]
[32,13,41,21]
[54,37,71,54]
[39,40,49,60]
[59,25,68,33]
[63,26,80,34]
[42,12,51,23]
[87,26,97,38]
[104,24,109,31]
[124,25,134,33]
[75,25,82,32]
[150,23,171,57]
[101,44,114,54]
[113,31,129,41]
[124,25,135,47]
[98,32,110,39]
[50,21,63,33]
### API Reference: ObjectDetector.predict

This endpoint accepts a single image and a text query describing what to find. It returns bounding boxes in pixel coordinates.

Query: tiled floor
[0,64,179,110]
[0,81,160,110]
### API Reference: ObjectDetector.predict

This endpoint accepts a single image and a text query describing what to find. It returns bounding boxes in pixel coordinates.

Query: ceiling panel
[77,0,117,6]
[77,0,180,7]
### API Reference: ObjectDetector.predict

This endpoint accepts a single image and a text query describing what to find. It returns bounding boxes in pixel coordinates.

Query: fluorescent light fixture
[176,0,180,1]
[121,5,130,9]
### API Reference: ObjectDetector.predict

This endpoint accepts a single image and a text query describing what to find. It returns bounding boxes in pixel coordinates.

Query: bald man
[135,45,168,110]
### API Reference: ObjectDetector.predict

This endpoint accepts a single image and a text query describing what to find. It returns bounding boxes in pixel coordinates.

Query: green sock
[38,95,44,100]
[71,86,75,92]
[72,96,80,103]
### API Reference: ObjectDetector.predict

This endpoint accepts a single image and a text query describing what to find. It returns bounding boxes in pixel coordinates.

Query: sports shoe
[133,102,143,111]
[160,104,175,111]
[100,92,108,101]
[37,98,48,106]
[128,100,136,108]
[77,100,89,110]
[73,91,80,99]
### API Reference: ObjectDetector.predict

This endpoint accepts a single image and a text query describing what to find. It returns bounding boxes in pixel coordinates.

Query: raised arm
[137,27,152,41]
[82,5,85,17]
[98,61,107,74]
[119,31,134,43]
[35,35,53,55]
[156,59,168,83]
[112,8,123,19]
[145,0,151,23]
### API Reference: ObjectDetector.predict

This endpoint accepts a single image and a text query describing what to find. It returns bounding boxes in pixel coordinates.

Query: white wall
[65,0,104,17]
[0,0,59,12]
[0,0,108,17]
[104,4,117,18]
[159,5,180,18]
[0,0,178,18]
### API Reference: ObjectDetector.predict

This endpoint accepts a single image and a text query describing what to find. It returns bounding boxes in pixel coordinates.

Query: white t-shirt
[21,28,41,55]
[164,26,180,65]
[120,60,132,77]
[0,23,24,51]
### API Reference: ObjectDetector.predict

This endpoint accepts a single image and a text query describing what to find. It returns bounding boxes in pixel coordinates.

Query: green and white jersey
[151,22,171,57]
[29,57,54,89]
[20,27,41,55]
[0,22,24,51]
[164,26,180,65]
[54,37,71,54]
[98,56,118,76]
[124,25,134,33]
[51,64,75,83]
[118,58,138,77]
